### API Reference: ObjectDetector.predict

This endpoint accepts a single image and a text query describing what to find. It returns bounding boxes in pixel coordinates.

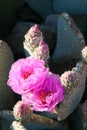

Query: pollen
[39,91,51,104]
[22,71,33,79]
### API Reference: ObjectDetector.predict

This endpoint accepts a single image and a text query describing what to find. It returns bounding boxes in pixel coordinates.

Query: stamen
[22,71,33,79]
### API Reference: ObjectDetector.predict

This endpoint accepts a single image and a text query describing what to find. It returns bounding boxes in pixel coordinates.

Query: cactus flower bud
[60,70,78,91]
[33,40,50,62]
[13,101,32,123]
[10,121,27,130]
[23,24,43,56]
[81,46,87,64]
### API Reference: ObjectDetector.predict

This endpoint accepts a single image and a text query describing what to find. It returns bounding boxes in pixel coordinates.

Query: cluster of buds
[24,24,43,55]
[13,101,59,128]
[23,24,50,63]
[13,101,32,123]
[60,70,79,91]
[60,61,84,92]
[81,46,87,64]
[33,40,50,63]
[72,62,84,74]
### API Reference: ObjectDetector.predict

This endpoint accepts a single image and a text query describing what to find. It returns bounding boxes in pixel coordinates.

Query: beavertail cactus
[52,13,85,64]
[57,61,87,121]
[23,24,43,56]
[22,23,87,122]
[3,14,87,128]
[81,46,87,64]
[81,100,87,129]
[45,14,58,32]
[0,40,14,109]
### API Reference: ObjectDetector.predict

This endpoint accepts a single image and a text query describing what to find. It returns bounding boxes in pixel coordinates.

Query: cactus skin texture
[57,62,87,121]
[23,24,43,57]
[10,121,27,130]
[60,70,79,92]
[13,101,32,123]
[81,46,87,64]
[13,101,60,129]
[52,13,85,64]
[0,110,69,130]
[22,23,87,123]
[67,109,85,130]
[80,100,87,130]
[0,40,14,110]
[33,40,50,63]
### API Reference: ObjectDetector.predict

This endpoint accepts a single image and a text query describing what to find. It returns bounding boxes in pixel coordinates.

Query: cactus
[26,0,87,41]
[23,24,43,57]
[22,24,87,129]
[13,101,59,128]
[10,121,27,130]
[22,23,87,122]
[67,109,85,130]
[13,101,32,123]
[1,12,87,129]
[0,40,15,110]
[45,14,58,33]
[57,62,87,121]
[23,24,50,64]
[60,70,79,91]
[81,46,87,64]
[0,110,14,130]
[52,13,85,64]
[0,110,69,130]
[80,100,87,130]
[72,15,87,40]
[33,40,50,63]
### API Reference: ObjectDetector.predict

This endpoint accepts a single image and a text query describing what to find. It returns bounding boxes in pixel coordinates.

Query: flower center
[39,91,51,104]
[22,71,33,79]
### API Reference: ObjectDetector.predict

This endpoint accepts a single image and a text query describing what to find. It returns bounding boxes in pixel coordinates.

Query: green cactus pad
[57,65,87,121]
[0,40,15,110]
[0,110,69,130]
[52,13,85,64]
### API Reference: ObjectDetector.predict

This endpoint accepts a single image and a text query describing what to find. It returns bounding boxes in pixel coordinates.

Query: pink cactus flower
[22,72,64,112]
[7,57,49,95]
